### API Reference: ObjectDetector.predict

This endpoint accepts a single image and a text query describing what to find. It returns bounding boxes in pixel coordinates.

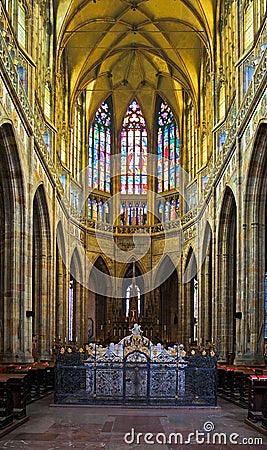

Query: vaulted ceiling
[55,0,216,128]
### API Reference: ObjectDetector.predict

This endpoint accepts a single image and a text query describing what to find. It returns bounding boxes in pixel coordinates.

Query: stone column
[247,222,264,363]
[39,250,52,360]
[56,256,65,342]
[235,223,247,364]
[216,247,228,361]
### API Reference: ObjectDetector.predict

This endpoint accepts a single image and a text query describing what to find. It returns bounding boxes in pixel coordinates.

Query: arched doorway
[200,222,213,346]
[183,249,198,345]
[244,123,267,363]
[55,222,67,344]
[88,257,110,343]
[32,185,51,359]
[217,187,237,362]
[0,124,25,359]
[69,249,84,343]
[156,256,179,344]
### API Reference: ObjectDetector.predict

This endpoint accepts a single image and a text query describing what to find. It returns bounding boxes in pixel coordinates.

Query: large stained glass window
[157,99,180,192]
[120,99,147,194]
[88,98,112,192]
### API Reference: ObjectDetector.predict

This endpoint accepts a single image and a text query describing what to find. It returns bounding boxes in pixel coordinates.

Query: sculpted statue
[130,323,142,336]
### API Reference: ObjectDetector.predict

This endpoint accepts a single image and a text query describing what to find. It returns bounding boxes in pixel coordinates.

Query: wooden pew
[247,375,267,422]
[217,365,267,409]
[0,374,28,420]
[12,362,54,402]
[0,376,13,429]
[8,374,28,419]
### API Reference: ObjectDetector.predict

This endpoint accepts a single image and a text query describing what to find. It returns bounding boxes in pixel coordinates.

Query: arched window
[126,284,141,317]
[120,99,147,195]
[88,98,112,193]
[157,99,180,192]
[120,201,147,226]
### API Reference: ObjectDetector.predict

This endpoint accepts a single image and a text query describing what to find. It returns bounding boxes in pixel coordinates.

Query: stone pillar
[56,257,65,342]
[235,223,247,364]
[216,248,228,362]
[39,251,52,360]
[247,222,264,363]
[182,279,192,346]
[199,255,212,346]
[64,271,70,344]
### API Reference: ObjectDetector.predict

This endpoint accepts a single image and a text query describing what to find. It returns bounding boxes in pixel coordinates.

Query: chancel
[0,0,267,443]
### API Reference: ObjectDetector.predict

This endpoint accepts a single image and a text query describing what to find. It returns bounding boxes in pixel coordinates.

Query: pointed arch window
[88,98,112,193]
[126,284,141,318]
[120,99,147,195]
[157,99,180,192]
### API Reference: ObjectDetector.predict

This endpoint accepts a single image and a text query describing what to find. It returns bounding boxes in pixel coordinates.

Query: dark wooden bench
[217,365,267,408]
[247,375,267,422]
[0,376,13,429]
[8,374,28,419]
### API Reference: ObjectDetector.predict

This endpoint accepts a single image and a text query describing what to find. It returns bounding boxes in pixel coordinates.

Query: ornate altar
[54,324,218,406]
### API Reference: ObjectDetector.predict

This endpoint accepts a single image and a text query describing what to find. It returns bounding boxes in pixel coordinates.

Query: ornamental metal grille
[54,325,217,406]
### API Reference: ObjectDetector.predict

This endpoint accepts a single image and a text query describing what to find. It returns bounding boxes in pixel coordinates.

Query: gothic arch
[122,262,145,327]
[217,186,237,361]
[244,122,267,362]
[32,184,51,359]
[183,248,198,345]
[55,221,67,344]
[245,122,267,223]
[200,221,213,345]
[88,256,110,343]
[156,255,179,344]
[69,248,84,343]
[0,123,25,358]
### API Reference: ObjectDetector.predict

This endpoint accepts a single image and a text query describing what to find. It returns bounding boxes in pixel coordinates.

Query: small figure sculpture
[130,323,142,336]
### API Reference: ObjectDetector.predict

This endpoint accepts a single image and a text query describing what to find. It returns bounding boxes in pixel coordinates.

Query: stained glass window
[120,202,147,226]
[88,198,92,218]
[126,284,141,317]
[88,98,112,192]
[120,99,147,194]
[157,99,180,192]
[158,197,179,223]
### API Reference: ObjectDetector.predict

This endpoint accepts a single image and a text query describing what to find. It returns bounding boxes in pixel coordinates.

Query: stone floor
[0,395,265,449]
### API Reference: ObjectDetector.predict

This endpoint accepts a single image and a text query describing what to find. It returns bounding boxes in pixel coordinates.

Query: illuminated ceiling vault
[55,0,216,128]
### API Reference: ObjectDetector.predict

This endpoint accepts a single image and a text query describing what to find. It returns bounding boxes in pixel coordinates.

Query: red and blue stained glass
[157,100,180,193]
[120,99,147,194]
[88,99,112,192]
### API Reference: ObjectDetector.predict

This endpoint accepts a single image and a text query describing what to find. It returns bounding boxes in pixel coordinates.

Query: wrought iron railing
[54,329,218,406]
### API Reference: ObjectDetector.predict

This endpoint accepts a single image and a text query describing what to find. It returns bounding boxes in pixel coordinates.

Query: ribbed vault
[55,0,216,125]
